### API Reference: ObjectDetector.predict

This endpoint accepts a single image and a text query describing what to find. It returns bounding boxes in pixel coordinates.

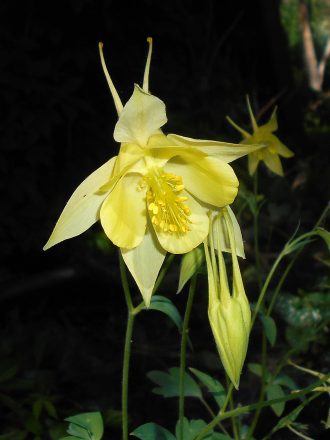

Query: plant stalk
[179,274,197,440]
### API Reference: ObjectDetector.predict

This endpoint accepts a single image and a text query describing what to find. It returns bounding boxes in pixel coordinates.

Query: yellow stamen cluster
[144,169,191,234]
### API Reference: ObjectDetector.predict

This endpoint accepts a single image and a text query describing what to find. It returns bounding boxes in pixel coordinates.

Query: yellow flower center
[142,168,191,234]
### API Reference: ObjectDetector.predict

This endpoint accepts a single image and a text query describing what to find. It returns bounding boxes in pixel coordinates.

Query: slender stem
[122,310,135,440]
[247,334,267,439]
[266,257,295,316]
[119,251,134,313]
[251,250,284,329]
[119,251,135,440]
[229,389,239,439]
[199,397,230,436]
[179,274,197,440]
[224,376,238,439]
[253,170,262,292]
[287,425,314,440]
[193,374,329,440]
[221,382,234,415]
[260,393,320,440]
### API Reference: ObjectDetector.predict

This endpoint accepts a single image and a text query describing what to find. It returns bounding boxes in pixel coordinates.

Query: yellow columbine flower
[204,207,251,389]
[44,38,260,306]
[227,96,294,176]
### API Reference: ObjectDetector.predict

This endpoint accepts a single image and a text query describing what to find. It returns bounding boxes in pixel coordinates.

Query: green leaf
[266,384,285,416]
[248,363,262,376]
[247,363,272,382]
[60,437,79,440]
[189,368,226,407]
[175,418,211,440]
[131,423,175,440]
[0,362,18,383]
[44,399,58,419]
[209,435,233,440]
[177,246,204,293]
[147,367,202,399]
[269,398,309,435]
[32,399,43,421]
[260,315,277,346]
[67,424,90,440]
[315,227,330,252]
[148,296,183,332]
[65,412,103,440]
[273,374,297,390]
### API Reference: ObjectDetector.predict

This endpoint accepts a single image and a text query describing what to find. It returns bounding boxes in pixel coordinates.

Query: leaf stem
[119,251,137,440]
[179,274,197,440]
[253,169,262,292]
[194,374,329,439]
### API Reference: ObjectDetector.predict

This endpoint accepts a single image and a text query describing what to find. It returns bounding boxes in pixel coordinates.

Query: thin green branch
[179,274,197,440]
[194,373,330,440]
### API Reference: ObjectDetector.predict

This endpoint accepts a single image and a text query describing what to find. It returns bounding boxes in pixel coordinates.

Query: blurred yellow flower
[43,39,260,306]
[204,207,251,389]
[227,96,294,176]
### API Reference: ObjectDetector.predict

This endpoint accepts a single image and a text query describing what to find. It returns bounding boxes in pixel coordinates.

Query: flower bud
[204,208,251,389]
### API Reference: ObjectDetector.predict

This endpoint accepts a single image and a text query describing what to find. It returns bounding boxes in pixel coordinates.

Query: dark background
[0,0,329,438]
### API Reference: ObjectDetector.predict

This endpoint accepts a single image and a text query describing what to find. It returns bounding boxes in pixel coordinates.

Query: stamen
[143,37,153,93]
[98,42,123,115]
[145,168,191,234]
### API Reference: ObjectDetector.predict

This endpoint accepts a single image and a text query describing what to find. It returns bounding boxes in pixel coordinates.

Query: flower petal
[154,193,209,254]
[121,226,166,307]
[167,134,263,163]
[248,153,259,175]
[165,156,238,208]
[273,138,294,158]
[43,157,117,250]
[263,150,284,176]
[100,173,147,248]
[265,107,278,133]
[114,85,167,146]
[212,207,245,259]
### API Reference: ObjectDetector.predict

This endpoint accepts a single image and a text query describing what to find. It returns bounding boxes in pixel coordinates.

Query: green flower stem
[119,252,141,440]
[267,202,329,317]
[179,274,197,440]
[261,393,320,440]
[253,170,262,292]
[199,397,230,437]
[122,309,135,440]
[119,251,134,313]
[246,334,267,439]
[251,250,284,329]
[194,374,329,440]
[246,204,329,439]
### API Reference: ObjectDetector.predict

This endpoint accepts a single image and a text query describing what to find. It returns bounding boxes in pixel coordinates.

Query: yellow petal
[100,173,147,248]
[114,85,167,146]
[154,192,209,254]
[212,207,245,258]
[246,95,258,133]
[121,225,166,307]
[263,150,284,176]
[98,42,123,115]
[143,37,153,93]
[226,116,251,139]
[273,138,294,158]
[113,143,146,176]
[248,153,259,175]
[43,157,116,250]
[167,133,263,163]
[165,156,238,208]
[265,107,278,133]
